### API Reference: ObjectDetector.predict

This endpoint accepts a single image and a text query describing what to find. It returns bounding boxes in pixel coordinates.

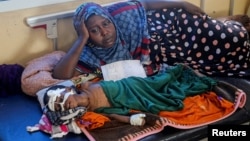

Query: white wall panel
[0,0,77,12]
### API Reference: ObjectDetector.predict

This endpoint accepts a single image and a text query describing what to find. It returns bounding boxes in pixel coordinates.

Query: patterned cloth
[146,8,250,77]
[45,107,87,126]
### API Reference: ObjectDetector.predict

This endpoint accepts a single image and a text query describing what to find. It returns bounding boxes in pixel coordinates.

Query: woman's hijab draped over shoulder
[74,1,150,69]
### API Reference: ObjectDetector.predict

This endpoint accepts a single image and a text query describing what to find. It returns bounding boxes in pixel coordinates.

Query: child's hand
[63,95,79,110]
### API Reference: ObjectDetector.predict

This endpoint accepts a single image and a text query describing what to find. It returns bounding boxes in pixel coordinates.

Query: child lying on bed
[44,64,217,126]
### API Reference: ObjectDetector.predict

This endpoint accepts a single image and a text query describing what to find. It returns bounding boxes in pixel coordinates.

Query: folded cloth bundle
[45,107,87,126]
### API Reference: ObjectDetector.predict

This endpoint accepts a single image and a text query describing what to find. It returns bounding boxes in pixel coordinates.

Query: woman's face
[86,15,116,48]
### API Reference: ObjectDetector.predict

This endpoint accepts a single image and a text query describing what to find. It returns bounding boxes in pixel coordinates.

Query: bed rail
[26,10,74,50]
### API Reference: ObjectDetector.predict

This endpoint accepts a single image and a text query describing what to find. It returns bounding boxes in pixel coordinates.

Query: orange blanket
[159,91,234,125]
[77,91,235,130]
[76,112,110,130]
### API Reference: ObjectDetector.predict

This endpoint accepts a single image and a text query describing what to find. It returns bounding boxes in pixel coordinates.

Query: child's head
[43,85,77,111]
[42,85,87,126]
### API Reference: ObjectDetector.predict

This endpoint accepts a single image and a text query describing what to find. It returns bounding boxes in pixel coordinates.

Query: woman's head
[77,1,149,67]
[74,2,117,48]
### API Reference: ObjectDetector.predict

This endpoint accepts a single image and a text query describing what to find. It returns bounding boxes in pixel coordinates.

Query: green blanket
[96,64,217,115]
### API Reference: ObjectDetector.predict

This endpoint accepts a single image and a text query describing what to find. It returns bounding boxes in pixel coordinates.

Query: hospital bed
[1,1,250,141]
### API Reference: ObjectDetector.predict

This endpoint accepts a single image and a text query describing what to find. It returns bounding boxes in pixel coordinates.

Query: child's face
[54,87,74,111]
[47,87,75,111]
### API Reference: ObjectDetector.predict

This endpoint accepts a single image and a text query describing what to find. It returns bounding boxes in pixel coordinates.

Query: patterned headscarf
[74,1,149,68]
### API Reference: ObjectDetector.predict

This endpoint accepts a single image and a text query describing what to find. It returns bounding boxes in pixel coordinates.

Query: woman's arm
[139,0,205,16]
[52,22,89,79]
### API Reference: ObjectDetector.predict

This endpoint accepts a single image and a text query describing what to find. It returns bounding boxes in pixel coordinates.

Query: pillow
[21,51,65,96]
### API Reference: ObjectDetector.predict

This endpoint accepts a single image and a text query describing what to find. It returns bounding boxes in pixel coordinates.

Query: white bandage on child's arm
[130,113,146,126]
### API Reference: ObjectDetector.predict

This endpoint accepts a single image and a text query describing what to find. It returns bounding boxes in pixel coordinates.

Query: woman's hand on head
[74,21,89,40]
[73,8,89,40]
[182,1,205,17]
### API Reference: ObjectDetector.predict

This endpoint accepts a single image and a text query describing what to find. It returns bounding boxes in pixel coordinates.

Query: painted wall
[0,0,79,12]
[232,0,250,15]
[0,0,249,66]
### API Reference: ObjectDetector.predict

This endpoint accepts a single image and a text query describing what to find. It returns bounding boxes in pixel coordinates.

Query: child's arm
[108,113,146,126]
[108,114,130,123]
